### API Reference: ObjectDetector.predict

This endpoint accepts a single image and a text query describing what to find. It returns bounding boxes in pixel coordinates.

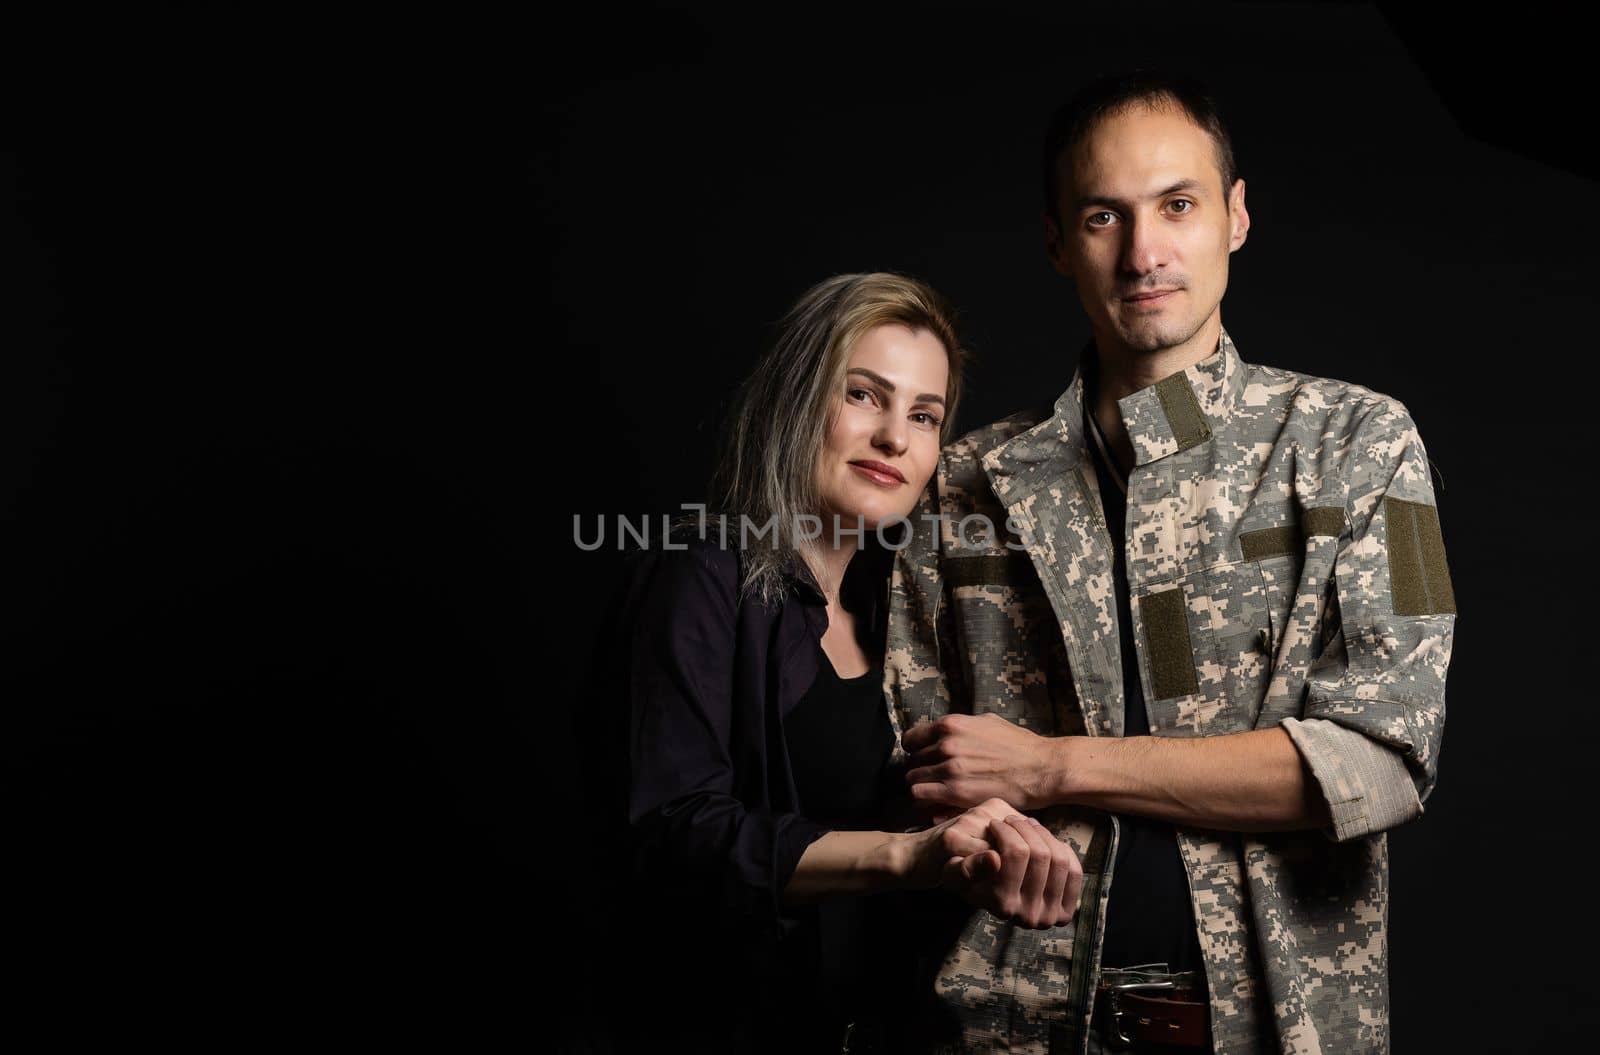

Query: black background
[9,3,1593,1049]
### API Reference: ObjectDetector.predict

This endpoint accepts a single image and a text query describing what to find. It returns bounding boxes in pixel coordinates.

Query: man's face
[1045,103,1249,356]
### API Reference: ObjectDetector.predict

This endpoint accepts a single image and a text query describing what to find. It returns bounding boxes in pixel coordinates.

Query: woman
[596,273,1083,1053]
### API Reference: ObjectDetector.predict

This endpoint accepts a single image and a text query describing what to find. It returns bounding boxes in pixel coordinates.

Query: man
[884,71,1456,1054]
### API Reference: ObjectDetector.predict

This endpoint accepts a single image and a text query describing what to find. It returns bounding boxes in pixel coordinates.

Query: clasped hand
[905,797,1082,930]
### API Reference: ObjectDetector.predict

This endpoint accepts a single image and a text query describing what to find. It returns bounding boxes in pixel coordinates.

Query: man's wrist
[1044,735,1084,805]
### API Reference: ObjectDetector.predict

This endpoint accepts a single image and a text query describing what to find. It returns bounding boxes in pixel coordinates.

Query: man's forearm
[1045,726,1333,832]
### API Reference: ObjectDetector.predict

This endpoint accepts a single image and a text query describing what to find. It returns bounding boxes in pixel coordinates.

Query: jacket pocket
[1255,551,1301,663]
[1138,560,1271,735]
[944,552,1080,735]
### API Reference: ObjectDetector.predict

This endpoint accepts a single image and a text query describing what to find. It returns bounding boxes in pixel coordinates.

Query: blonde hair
[708,271,967,604]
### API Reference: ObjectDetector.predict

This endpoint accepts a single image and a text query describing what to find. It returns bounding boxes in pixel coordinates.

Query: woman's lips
[849,461,905,487]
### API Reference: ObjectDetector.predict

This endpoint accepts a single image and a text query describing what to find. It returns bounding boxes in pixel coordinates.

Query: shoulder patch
[1384,496,1457,615]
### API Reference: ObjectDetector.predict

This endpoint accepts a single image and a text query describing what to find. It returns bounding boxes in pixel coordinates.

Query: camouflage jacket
[883,327,1456,1054]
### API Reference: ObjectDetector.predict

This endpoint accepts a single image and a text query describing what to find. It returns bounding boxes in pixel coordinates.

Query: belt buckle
[1104,980,1180,1048]
[1098,963,1196,1049]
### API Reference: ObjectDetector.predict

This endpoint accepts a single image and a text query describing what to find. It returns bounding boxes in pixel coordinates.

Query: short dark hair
[1042,69,1239,223]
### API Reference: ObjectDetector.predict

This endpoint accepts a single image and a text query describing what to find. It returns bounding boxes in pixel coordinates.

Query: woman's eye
[912,412,943,428]
[847,387,875,404]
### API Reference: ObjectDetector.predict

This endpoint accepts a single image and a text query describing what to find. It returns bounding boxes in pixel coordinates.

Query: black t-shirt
[1085,401,1208,986]
[786,637,895,832]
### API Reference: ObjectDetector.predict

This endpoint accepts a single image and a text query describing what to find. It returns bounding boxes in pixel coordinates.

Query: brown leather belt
[1091,966,1209,1050]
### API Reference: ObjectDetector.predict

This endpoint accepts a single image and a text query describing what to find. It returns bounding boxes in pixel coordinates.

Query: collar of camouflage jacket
[982,326,1246,507]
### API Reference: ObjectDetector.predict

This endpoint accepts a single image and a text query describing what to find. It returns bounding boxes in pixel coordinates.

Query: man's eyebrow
[848,366,945,406]
[1073,178,1207,212]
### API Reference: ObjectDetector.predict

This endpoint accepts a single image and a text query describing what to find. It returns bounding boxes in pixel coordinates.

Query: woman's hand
[901,797,1083,929]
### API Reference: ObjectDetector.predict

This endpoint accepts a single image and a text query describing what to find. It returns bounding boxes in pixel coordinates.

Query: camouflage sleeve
[1280,399,1457,843]
[883,469,956,774]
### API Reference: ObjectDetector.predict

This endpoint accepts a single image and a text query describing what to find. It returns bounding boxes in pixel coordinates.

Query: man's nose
[1120,213,1172,275]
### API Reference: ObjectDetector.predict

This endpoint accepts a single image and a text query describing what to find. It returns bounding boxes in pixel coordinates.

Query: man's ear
[1042,211,1072,279]
[1227,178,1250,253]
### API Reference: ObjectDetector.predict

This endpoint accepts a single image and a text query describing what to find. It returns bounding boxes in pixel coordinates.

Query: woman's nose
[874,420,909,455]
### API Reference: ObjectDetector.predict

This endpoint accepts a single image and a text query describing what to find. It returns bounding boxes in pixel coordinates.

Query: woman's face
[814,323,950,534]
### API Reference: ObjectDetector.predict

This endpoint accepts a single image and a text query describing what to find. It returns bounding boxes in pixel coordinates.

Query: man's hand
[904,713,1064,812]
[907,797,1081,929]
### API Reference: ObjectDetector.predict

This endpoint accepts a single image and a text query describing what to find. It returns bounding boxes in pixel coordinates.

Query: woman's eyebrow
[848,367,945,406]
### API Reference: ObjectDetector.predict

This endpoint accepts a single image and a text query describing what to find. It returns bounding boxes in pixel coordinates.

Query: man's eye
[1087,211,1115,227]
[1169,199,1193,214]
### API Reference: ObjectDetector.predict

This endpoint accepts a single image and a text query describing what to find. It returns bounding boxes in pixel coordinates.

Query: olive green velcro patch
[1239,506,1345,561]
[1240,525,1296,561]
[1384,496,1457,615]
[1303,505,1346,537]
[1155,372,1211,451]
[944,552,1036,588]
[1143,587,1200,699]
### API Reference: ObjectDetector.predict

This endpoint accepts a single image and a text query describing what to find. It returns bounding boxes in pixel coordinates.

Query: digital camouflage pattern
[882,328,1456,1054]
